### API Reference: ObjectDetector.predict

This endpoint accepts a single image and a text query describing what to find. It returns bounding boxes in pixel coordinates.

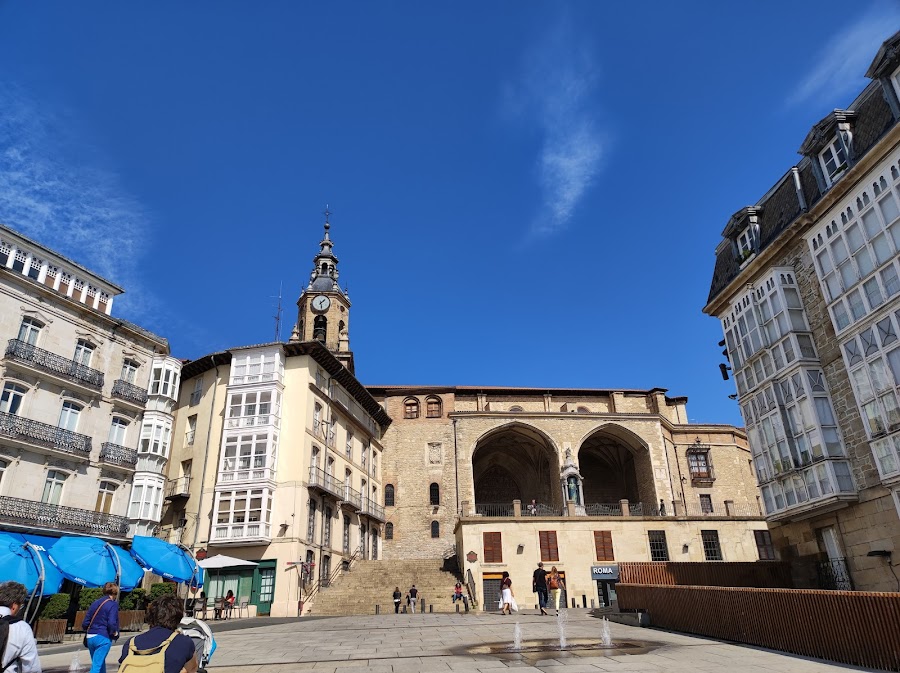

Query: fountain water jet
[600,617,612,648]
[556,609,568,649]
[513,622,522,651]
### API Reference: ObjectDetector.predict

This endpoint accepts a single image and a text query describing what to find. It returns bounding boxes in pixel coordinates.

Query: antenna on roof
[273,282,283,342]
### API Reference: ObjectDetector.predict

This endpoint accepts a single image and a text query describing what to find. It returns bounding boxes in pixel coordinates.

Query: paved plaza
[39,611,875,673]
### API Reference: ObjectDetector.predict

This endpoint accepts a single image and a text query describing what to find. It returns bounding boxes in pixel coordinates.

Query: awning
[198,554,259,570]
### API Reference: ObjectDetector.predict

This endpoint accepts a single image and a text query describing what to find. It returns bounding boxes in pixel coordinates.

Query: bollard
[582,595,587,608]
[571,597,576,608]
[463,596,469,612]
[456,604,460,613]
[402,605,407,614]
[429,604,433,613]
[590,599,595,608]
[375,604,380,615]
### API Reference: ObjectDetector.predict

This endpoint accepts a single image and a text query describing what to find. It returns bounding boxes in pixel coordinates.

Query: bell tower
[290,209,355,373]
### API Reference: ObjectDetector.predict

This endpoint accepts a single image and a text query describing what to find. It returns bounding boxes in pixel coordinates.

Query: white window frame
[186,415,197,446]
[0,383,27,415]
[96,480,117,514]
[220,432,273,480]
[138,415,172,457]
[17,317,42,346]
[121,358,139,384]
[129,477,164,521]
[150,362,180,399]
[58,401,82,432]
[819,137,848,186]
[73,339,95,367]
[108,417,129,445]
[891,64,900,107]
[42,470,68,505]
[189,378,203,406]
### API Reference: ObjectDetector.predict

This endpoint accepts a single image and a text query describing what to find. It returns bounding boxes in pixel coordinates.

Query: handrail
[302,545,364,609]
[465,568,478,607]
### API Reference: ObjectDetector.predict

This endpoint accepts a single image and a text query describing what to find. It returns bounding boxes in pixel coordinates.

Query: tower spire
[306,206,344,294]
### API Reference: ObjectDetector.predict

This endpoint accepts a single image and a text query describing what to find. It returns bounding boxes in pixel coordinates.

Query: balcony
[5,339,104,391]
[341,485,362,511]
[0,495,128,539]
[99,442,138,469]
[308,466,343,499]
[211,521,271,545]
[0,411,91,459]
[226,414,280,430]
[218,466,274,484]
[363,497,385,522]
[165,476,191,500]
[817,557,853,590]
[111,379,148,407]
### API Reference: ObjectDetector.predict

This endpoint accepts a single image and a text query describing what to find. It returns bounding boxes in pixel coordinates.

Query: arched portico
[577,424,657,506]
[472,423,562,510]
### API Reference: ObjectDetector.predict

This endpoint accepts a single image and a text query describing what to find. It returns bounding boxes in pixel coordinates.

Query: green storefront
[204,559,276,616]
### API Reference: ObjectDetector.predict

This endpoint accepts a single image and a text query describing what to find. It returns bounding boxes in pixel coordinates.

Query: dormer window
[737,228,754,261]
[819,138,848,186]
[891,63,900,104]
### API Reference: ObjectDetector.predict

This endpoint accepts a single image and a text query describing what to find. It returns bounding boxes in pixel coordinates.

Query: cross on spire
[323,204,332,225]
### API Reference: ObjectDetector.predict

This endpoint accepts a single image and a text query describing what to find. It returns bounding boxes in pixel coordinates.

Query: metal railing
[0,495,128,537]
[817,558,853,590]
[111,379,148,405]
[474,503,515,517]
[99,442,138,467]
[363,497,385,521]
[682,502,763,517]
[584,503,624,516]
[301,545,363,607]
[308,467,343,499]
[165,476,191,498]
[465,568,478,607]
[0,411,91,457]
[342,485,362,510]
[5,339,104,389]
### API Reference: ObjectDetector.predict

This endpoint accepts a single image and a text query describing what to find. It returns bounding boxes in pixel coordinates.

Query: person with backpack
[83,582,120,673]
[0,581,40,673]
[118,594,197,673]
[392,587,402,614]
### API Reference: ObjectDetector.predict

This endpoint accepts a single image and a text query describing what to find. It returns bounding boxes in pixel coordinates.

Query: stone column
[513,499,522,517]
[673,501,685,516]
[460,501,470,517]
[566,500,577,517]
[725,500,735,516]
[620,499,630,517]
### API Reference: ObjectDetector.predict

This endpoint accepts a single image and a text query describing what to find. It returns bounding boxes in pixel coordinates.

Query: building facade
[0,223,178,543]
[161,226,389,617]
[371,385,769,608]
[704,31,900,591]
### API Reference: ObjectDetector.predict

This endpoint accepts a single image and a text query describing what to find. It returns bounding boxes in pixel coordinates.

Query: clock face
[312,295,331,313]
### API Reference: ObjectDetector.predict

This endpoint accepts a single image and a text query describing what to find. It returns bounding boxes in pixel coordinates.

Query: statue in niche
[566,475,581,505]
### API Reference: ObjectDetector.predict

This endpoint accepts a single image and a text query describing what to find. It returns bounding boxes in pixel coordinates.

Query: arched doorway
[472,424,561,513]
[578,426,656,509]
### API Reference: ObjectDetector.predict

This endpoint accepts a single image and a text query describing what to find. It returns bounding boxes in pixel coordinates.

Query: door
[252,560,276,616]
[482,575,502,612]
[817,526,852,590]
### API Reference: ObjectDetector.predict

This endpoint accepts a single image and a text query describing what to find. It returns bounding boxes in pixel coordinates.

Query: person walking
[118,595,197,673]
[0,581,40,673]
[548,566,566,615]
[82,582,119,673]
[407,585,418,613]
[392,587,402,614]
[499,571,517,615]
[532,562,549,615]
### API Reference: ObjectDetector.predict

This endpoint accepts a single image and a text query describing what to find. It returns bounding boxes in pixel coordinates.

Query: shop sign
[591,564,619,580]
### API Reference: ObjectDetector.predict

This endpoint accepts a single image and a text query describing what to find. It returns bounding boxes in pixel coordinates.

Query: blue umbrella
[113,546,145,591]
[8,534,64,595]
[130,536,199,585]
[0,533,41,593]
[48,536,125,587]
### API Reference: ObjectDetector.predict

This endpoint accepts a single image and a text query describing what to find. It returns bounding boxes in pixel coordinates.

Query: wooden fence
[618,561,792,588]
[617,584,900,671]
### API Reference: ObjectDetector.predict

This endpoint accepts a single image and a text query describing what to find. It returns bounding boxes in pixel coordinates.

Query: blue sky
[1,2,899,426]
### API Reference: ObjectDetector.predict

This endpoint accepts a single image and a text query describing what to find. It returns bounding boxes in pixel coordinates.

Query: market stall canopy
[130,536,201,585]
[48,536,144,589]
[197,555,258,569]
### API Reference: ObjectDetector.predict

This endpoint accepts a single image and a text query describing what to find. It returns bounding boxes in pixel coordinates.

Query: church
[160,219,768,617]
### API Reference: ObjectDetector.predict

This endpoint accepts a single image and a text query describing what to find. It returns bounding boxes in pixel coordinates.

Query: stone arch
[577,423,657,506]
[472,422,561,509]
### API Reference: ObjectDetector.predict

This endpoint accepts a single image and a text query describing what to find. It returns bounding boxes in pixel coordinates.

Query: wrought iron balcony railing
[308,466,343,499]
[363,497,385,522]
[0,495,128,538]
[99,442,138,468]
[817,557,853,590]
[5,339,104,390]
[165,476,191,499]
[0,411,91,457]
[111,379,148,406]
[342,485,362,510]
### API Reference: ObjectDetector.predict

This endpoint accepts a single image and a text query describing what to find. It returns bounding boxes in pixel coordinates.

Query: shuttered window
[594,530,614,561]
[539,531,559,562]
[483,532,502,563]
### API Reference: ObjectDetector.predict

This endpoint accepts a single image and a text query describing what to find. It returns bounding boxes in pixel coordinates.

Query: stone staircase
[309,558,468,616]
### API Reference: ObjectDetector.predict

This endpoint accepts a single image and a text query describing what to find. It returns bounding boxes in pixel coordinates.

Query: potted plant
[33,593,69,643]
[119,589,148,631]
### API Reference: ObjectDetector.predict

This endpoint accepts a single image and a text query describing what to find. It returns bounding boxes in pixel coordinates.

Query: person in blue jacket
[82,583,119,673]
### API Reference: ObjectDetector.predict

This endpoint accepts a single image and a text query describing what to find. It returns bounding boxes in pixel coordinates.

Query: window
[0,383,26,415]
[324,506,333,548]
[189,378,203,406]
[385,484,395,507]
[648,530,669,561]
[216,489,270,529]
[313,403,322,436]
[701,530,723,561]
[429,482,440,506]
[139,417,172,456]
[346,431,353,459]
[313,315,327,342]
[41,470,67,505]
[737,227,754,258]
[385,522,394,540]
[404,398,419,419]
[150,362,179,399]
[576,406,590,414]
[108,417,129,445]
[121,359,139,384]
[95,481,117,514]
[483,532,502,563]
[343,515,351,553]
[307,499,317,542]
[509,406,524,412]
[539,531,559,562]
[58,401,82,432]
[819,138,847,185]
[129,479,164,520]
[426,396,442,418]
[230,351,281,385]
[593,531,614,562]
[221,433,271,477]
[431,520,440,538]
[186,415,197,446]
[73,339,94,367]
[687,446,713,480]
[754,530,776,560]
[699,494,714,514]
[17,317,42,346]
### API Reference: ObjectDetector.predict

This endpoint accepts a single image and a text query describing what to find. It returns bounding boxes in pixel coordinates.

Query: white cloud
[788,2,900,108]
[504,21,605,238]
